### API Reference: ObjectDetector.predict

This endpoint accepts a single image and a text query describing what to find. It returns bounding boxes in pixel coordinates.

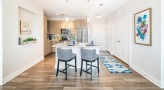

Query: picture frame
[20,21,32,34]
[134,8,152,46]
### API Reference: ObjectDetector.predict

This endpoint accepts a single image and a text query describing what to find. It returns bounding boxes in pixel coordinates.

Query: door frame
[0,0,3,85]
[161,0,164,88]
[106,24,112,53]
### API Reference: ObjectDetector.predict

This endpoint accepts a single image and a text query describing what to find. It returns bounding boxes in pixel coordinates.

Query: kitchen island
[52,43,102,69]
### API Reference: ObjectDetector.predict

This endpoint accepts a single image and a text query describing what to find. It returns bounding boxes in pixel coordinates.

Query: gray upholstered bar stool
[80,48,99,81]
[56,48,77,80]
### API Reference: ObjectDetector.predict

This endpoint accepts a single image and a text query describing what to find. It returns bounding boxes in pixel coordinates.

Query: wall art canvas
[20,21,32,34]
[134,8,152,46]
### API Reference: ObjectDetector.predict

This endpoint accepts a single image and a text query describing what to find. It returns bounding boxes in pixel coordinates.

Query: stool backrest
[57,48,72,60]
[81,48,97,60]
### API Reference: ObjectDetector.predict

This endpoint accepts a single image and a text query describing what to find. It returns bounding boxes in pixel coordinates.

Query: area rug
[100,51,132,73]
[100,51,109,56]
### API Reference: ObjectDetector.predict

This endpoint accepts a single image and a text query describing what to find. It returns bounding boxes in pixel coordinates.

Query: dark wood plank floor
[0,53,162,90]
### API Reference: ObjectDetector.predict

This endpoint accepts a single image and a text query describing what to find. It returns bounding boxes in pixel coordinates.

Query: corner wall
[0,0,3,85]
[107,0,162,88]
[161,0,164,88]
[2,0,44,84]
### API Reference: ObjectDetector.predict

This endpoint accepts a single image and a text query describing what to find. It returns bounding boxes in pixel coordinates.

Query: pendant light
[87,16,90,22]
[65,0,69,22]
[87,0,90,22]
[66,16,69,22]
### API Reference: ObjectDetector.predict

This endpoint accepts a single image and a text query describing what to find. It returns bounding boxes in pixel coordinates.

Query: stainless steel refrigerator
[76,29,88,42]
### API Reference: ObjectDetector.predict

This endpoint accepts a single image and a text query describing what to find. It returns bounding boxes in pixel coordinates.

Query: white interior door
[92,25,106,50]
[112,22,121,58]
[120,18,129,64]
[111,17,130,64]
[106,25,112,52]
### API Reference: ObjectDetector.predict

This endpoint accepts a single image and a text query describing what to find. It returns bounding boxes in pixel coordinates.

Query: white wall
[19,7,38,40]
[161,0,164,88]
[88,16,107,48]
[0,0,3,85]
[107,0,162,88]
[2,0,44,84]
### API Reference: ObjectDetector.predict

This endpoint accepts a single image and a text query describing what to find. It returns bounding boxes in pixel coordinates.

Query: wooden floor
[0,53,162,90]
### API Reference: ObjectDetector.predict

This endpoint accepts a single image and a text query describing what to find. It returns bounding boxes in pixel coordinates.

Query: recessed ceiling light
[100,4,103,6]
[96,15,102,19]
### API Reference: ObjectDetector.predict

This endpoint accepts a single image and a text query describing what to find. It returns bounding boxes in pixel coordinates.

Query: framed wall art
[20,21,32,34]
[134,8,152,46]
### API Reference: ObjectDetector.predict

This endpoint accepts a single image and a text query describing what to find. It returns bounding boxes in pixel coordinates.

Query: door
[120,18,129,64]
[112,22,121,58]
[106,25,112,52]
[111,17,130,64]
[92,25,106,50]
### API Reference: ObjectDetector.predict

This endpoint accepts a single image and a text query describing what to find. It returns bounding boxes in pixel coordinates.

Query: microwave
[61,29,70,35]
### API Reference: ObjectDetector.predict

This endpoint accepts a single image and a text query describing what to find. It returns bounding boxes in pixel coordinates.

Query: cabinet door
[53,21,61,34]
[75,20,81,28]
[47,21,50,33]
[81,20,87,28]
[68,21,75,34]
[71,21,75,34]
[61,21,66,29]
[53,21,58,34]
[57,21,61,34]
[44,16,47,34]
[44,16,47,56]
[46,41,52,54]
[50,21,54,34]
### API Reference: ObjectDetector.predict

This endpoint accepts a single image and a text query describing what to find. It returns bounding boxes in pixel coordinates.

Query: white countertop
[52,43,103,48]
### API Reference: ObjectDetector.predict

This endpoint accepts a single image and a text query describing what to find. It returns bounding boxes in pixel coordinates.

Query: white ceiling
[33,0,130,19]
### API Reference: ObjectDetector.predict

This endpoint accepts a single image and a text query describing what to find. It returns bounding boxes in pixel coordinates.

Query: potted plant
[27,38,34,44]
[23,39,27,44]
[33,38,37,43]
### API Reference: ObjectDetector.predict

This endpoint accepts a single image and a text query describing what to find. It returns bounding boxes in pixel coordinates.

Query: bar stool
[56,48,77,80]
[80,48,99,80]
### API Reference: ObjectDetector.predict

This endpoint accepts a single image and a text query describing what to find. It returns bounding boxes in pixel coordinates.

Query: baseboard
[130,64,162,88]
[162,82,164,88]
[2,56,44,85]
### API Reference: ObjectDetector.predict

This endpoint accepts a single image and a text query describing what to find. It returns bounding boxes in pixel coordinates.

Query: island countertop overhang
[52,43,103,48]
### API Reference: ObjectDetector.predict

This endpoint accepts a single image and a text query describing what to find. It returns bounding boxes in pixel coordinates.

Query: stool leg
[86,61,87,69]
[75,57,77,72]
[91,62,93,81]
[80,59,83,76]
[65,62,67,80]
[97,58,99,73]
[56,60,60,76]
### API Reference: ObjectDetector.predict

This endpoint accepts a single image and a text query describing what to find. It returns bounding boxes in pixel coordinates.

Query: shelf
[18,43,37,48]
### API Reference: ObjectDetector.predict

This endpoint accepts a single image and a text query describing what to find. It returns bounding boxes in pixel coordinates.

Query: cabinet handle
[117,41,120,42]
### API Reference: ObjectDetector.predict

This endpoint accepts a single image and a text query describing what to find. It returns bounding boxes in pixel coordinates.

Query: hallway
[0,53,161,90]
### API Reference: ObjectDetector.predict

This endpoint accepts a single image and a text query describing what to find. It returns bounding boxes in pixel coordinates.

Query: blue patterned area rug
[100,51,132,73]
